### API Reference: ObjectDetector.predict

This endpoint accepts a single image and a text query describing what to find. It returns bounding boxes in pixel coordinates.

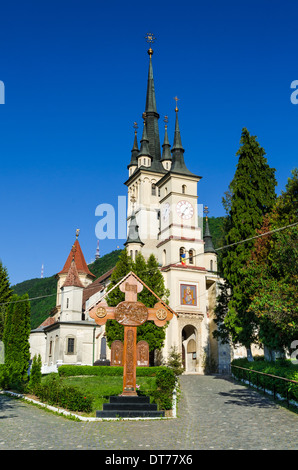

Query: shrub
[153,368,177,410]
[32,374,93,413]
[231,358,298,402]
[58,365,168,378]
[28,354,42,391]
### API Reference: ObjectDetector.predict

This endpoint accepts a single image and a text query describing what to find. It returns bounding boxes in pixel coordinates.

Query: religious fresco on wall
[180,284,197,306]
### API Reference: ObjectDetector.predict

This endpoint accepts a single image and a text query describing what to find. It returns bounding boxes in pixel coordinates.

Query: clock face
[162,202,170,221]
[176,200,194,220]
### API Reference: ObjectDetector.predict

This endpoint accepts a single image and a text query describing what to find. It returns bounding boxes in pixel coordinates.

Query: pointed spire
[145,49,158,114]
[203,206,216,253]
[143,34,163,170]
[138,113,151,158]
[171,100,197,177]
[172,99,184,152]
[62,258,84,288]
[58,231,95,278]
[128,122,139,169]
[161,115,172,162]
[125,199,144,246]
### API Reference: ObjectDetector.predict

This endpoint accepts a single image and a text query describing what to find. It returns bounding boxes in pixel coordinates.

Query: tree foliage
[0,261,13,341]
[242,168,298,352]
[105,250,169,355]
[215,128,277,349]
[3,293,31,389]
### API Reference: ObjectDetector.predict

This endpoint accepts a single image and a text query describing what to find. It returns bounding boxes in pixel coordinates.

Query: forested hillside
[13,249,122,329]
[12,217,225,330]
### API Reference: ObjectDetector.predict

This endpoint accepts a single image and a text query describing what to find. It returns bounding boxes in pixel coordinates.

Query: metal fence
[231,364,298,409]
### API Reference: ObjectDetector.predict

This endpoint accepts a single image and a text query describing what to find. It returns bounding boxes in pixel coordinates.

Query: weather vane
[174,96,180,112]
[145,32,156,57]
[133,121,138,134]
[76,228,80,239]
[164,115,169,128]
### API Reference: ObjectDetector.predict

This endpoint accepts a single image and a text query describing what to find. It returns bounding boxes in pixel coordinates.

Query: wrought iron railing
[231,364,298,409]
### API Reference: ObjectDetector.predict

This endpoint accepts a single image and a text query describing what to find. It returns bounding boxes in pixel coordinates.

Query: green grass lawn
[54,375,158,416]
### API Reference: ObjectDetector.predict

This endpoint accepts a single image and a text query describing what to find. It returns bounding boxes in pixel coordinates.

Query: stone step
[102,402,158,411]
[109,395,150,404]
[96,409,165,418]
[96,395,164,418]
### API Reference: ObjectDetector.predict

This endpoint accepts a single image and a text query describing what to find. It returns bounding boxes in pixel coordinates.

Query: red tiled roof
[58,239,95,278]
[38,316,57,328]
[62,259,84,288]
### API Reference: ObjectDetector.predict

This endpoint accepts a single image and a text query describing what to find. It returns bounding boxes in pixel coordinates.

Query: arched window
[151,184,156,196]
[130,250,133,258]
[210,260,213,271]
[135,250,138,258]
[189,249,194,264]
[182,184,186,194]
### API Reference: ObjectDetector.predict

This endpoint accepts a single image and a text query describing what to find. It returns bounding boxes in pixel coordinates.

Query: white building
[30,44,232,374]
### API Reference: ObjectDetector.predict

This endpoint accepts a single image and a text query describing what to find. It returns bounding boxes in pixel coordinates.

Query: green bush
[28,354,42,391]
[153,368,177,410]
[231,358,298,402]
[32,374,93,413]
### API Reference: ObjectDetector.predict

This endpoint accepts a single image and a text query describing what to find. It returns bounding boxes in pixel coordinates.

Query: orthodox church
[29,41,232,374]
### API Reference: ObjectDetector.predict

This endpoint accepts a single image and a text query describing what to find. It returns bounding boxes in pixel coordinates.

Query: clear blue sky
[0,0,297,285]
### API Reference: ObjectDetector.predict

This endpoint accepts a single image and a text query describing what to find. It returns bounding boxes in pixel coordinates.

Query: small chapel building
[29,43,233,374]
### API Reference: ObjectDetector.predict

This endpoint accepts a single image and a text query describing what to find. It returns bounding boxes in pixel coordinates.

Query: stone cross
[88,273,173,396]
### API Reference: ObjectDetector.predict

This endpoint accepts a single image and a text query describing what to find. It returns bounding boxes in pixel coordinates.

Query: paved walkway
[0,375,298,450]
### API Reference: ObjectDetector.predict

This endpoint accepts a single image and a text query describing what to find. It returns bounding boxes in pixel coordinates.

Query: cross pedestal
[88,273,173,397]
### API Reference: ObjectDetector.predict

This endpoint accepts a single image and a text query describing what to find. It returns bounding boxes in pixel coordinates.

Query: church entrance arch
[182,325,198,373]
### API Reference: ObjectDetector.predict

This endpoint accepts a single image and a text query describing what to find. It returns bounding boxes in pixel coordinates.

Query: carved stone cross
[88,272,174,396]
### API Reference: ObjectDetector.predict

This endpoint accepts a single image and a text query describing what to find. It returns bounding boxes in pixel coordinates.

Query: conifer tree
[0,261,13,340]
[218,128,277,355]
[3,294,31,388]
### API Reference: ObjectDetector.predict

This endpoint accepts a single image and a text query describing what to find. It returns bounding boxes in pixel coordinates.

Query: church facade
[29,44,233,374]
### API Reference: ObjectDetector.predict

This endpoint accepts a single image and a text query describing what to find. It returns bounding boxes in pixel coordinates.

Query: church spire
[161,116,172,166]
[125,199,144,247]
[203,206,216,253]
[128,122,139,170]
[138,113,151,158]
[170,99,197,177]
[143,33,163,171]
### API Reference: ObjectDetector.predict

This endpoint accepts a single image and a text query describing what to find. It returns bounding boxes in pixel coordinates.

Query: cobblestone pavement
[1,375,298,451]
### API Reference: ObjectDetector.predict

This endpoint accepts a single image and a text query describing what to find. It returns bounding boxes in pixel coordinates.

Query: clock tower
[124,37,222,374]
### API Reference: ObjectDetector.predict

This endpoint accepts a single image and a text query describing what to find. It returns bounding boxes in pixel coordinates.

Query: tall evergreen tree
[217,128,277,354]
[0,261,13,340]
[3,293,31,388]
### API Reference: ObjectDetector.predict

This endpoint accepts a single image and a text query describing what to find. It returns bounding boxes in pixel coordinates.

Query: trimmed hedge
[58,365,169,378]
[231,358,298,402]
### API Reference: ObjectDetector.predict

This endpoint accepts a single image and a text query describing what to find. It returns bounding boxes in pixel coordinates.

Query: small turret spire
[203,206,216,253]
[128,122,139,169]
[171,99,198,177]
[124,197,144,247]
[138,113,151,158]
[161,115,172,162]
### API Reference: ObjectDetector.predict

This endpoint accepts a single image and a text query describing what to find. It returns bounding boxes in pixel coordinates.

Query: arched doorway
[182,325,198,373]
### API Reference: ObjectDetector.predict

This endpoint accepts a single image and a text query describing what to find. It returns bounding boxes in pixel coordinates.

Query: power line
[1,220,297,308]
